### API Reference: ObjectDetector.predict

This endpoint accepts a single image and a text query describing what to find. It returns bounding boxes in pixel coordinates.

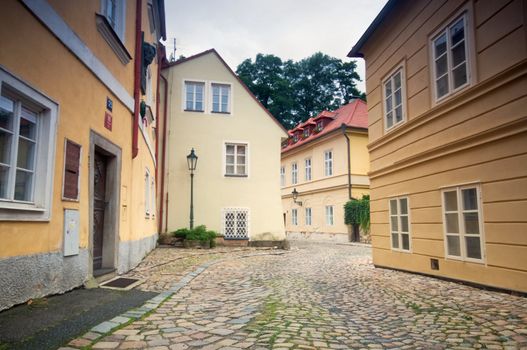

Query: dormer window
[303,128,310,138]
[316,121,324,131]
[293,134,299,143]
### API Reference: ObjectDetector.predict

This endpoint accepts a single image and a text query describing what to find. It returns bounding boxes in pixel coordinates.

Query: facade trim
[21,0,135,112]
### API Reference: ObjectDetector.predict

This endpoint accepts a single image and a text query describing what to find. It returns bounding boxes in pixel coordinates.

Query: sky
[163,0,388,93]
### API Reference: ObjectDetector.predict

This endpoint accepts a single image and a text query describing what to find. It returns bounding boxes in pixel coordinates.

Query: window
[185,81,204,111]
[442,186,483,261]
[222,207,249,239]
[303,129,310,138]
[280,166,285,187]
[389,197,411,251]
[102,0,125,41]
[62,140,81,201]
[291,162,298,184]
[316,120,324,131]
[324,150,333,176]
[305,158,311,181]
[293,134,299,143]
[432,14,469,101]
[225,143,247,176]
[0,67,58,220]
[325,206,334,225]
[145,170,150,217]
[211,83,230,113]
[291,208,298,225]
[305,207,312,226]
[383,68,405,130]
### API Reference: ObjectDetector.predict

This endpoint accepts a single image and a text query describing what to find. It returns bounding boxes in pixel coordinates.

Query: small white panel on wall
[64,209,80,256]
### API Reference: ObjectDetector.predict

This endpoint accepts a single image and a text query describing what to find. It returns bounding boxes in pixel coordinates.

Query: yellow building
[0,0,165,310]
[160,49,287,242]
[349,0,527,292]
[281,100,370,242]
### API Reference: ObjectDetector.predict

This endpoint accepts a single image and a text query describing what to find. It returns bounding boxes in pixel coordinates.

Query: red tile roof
[281,99,368,153]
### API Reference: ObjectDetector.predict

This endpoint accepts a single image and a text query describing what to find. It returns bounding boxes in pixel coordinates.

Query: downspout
[341,123,352,200]
[158,73,169,233]
[132,0,142,159]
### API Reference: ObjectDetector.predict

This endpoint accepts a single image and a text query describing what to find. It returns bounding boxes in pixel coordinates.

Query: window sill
[211,111,231,115]
[224,174,248,178]
[95,14,132,65]
[184,109,204,113]
[224,237,249,241]
[0,203,49,221]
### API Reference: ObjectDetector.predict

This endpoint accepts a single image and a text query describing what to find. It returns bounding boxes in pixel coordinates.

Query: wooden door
[93,151,107,270]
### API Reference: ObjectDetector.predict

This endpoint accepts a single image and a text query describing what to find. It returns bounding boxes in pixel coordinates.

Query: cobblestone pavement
[69,242,527,349]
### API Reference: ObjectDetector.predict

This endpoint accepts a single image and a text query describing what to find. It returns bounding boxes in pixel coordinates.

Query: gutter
[132,0,142,159]
[158,72,169,233]
[341,123,353,200]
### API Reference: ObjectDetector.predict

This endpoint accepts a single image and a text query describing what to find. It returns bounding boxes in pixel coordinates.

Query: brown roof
[281,99,368,153]
[162,49,287,135]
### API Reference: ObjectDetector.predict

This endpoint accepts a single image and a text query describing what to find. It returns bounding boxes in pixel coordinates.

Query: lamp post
[292,188,302,206]
[186,148,198,229]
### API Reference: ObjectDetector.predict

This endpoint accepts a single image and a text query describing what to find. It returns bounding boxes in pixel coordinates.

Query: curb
[66,250,287,348]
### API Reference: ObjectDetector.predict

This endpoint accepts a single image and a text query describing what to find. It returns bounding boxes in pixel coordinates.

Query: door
[93,151,107,271]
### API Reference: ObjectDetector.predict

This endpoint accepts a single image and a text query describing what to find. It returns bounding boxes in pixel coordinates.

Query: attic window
[316,120,324,131]
[303,129,310,138]
[293,134,299,143]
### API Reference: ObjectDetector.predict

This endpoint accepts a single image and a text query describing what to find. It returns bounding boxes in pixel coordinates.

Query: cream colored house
[160,49,287,242]
[281,100,370,242]
[349,0,527,292]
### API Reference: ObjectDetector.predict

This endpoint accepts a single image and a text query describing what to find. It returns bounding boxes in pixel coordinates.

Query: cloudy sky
[163,0,388,93]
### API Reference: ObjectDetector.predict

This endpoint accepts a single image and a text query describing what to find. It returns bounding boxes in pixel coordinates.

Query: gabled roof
[347,0,397,58]
[281,99,368,153]
[162,49,287,135]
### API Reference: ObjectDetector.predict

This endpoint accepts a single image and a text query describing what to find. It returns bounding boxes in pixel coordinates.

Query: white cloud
[163,0,388,93]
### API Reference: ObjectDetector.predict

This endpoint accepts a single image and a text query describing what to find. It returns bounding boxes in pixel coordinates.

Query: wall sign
[104,111,112,131]
[106,97,113,111]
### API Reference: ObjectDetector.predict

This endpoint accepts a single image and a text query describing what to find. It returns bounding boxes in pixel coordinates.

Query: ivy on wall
[344,195,370,233]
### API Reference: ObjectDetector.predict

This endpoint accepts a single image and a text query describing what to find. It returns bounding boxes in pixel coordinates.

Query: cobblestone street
[70,242,527,349]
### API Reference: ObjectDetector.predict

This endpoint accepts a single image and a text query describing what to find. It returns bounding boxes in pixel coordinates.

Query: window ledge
[224,237,249,241]
[211,111,231,115]
[225,174,248,178]
[95,14,132,65]
[184,109,204,113]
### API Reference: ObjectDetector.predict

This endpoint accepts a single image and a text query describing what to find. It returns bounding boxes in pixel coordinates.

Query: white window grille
[389,197,411,251]
[305,158,311,181]
[280,166,285,187]
[325,205,334,225]
[291,162,298,184]
[185,81,204,111]
[383,68,406,130]
[324,150,333,176]
[305,207,312,226]
[291,208,298,226]
[102,0,126,41]
[211,83,230,113]
[222,207,249,239]
[144,170,150,217]
[150,177,156,218]
[225,143,247,176]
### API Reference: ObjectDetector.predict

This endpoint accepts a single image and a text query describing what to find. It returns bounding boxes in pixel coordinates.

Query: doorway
[89,131,122,277]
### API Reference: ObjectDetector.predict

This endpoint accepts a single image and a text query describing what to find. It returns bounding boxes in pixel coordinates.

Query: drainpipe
[158,73,169,233]
[132,0,142,159]
[341,123,352,200]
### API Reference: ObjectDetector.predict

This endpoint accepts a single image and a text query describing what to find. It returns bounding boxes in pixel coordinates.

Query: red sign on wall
[104,111,112,131]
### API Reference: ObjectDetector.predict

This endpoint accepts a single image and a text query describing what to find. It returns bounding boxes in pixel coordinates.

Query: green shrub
[173,225,218,244]
[344,195,370,232]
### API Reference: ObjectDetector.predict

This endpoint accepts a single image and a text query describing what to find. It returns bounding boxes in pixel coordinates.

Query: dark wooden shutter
[63,140,81,200]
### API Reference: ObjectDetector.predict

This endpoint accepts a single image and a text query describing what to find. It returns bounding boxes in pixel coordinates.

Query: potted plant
[179,225,217,249]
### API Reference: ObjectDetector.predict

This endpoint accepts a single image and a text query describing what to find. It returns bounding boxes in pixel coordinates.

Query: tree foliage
[344,195,370,233]
[236,52,364,129]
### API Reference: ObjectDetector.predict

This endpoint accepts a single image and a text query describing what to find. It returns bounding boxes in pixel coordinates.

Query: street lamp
[292,188,302,206]
[186,148,198,229]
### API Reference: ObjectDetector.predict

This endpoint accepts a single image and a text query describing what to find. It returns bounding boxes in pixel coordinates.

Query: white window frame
[224,142,248,177]
[150,177,156,219]
[0,67,58,221]
[382,65,406,132]
[222,207,250,239]
[325,205,334,226]
[389,196,412,252]
[144,169,150,218]
[183,80,205,112]
[291,208,298,226]
[280,166,285,187]
[324,150,333,176]
[305,157,312,181]
[101,0,126,42]
[210,82,231,114]
[305,207,312,226]
[291,162,298,184]
[430,10,474,103]
[441,185,485,263]
[303,128,310,138]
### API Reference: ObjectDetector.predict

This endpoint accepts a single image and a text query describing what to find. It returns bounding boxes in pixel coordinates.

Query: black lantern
[292,188,302,206]
[187,148,198,229]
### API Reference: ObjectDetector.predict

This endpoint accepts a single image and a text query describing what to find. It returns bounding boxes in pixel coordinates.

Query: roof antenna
[169,38,177,62]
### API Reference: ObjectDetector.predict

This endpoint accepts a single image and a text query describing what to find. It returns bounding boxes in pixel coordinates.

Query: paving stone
[68,338,92,347]
[92,321,119,334]
[92,342,120,349]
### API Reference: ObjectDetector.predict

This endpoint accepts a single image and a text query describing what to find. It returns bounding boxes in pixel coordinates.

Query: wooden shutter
[63,140,81,200]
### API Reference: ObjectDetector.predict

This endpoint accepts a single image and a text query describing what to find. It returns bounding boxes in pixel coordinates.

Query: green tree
[236,52,363,128]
